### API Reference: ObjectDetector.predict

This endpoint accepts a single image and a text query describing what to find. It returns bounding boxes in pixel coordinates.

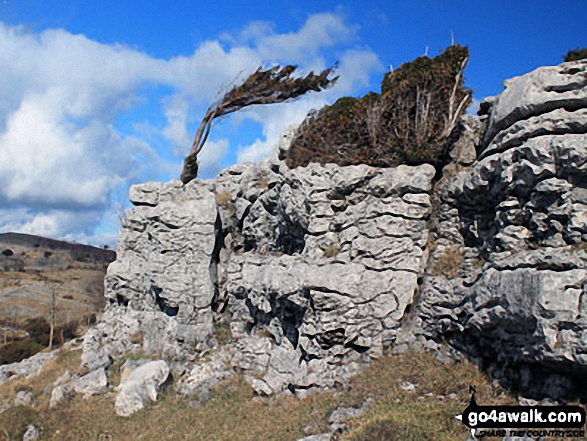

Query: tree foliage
[285,45,472,169]
[180,64,338,184]
[563,47,587,62]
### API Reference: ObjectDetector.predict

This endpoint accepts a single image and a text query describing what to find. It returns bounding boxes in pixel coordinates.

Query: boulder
[14,390,33,406]
[49,368,107,408]
[115,360,170,416]
[22,425,38,441]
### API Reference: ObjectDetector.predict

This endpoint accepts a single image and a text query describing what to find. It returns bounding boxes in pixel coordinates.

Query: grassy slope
[0,349,521,441]
[0,240,110,330]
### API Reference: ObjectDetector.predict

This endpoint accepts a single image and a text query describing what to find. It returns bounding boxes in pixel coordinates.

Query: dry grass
[430,245,464,279]
[0,348,82,403]
[215,190,233,209]
[340,351,515,440]
[0,265,106,327]
[323,244,341,258]
[0,347,531,441]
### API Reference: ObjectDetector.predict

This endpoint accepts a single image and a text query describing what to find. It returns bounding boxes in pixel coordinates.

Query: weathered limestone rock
[22,425,39,441]
[82,180,217,367]
[220,163,434,392]
[115,360,170,416]
[175,348,232,399]
[0,351,55,384]
[49,368,108,408]
[92,158,435,398]
[417,60,587,399]
[483,59,587,146]
[14,390,33,406]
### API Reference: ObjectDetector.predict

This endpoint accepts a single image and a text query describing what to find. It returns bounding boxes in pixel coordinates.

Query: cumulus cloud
[239,13,357,65]
[0,12,382,247]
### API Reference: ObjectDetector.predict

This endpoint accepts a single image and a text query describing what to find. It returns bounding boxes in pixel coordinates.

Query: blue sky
[0,1,585,247]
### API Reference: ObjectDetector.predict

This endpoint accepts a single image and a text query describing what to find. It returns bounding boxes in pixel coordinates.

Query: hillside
[0,233,115,348]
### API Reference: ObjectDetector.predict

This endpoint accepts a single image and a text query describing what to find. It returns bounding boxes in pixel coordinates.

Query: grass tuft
[3,348,576,440]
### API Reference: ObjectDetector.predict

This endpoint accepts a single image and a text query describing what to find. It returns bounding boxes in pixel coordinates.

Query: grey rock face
[175,348,232,399]
[221,162,434,393]
[483,59,587,146]
[82,180,218,366]
[418,60,587,399]
[94,158,435,398]
[115,360,170,416]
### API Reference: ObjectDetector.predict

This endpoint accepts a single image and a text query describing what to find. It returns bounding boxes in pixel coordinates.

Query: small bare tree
[47,282,58,350]
[440,56,470,138]
[180,63,338,184]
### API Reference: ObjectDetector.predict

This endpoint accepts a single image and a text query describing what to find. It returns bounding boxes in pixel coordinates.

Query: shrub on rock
[286,45,472,170]
[563,47,587,62]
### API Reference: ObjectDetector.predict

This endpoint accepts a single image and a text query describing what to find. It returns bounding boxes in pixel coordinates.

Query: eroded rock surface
[418,59,587,399]
[85,156,435,397]
[84,182,218,367]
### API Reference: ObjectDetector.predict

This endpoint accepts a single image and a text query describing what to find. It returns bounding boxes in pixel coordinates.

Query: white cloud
[199,139,230,177]
[0,13,381,246]
[243,13,356,65]
[236,98,325,163]
[0,206,101,241]
[162,95,193,154]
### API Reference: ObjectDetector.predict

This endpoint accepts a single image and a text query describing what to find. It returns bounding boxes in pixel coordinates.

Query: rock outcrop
[86,152,435,397]
[80,58,587,405]
[50,368,108,408]
[115,360,171,416]
[417,59,587,399]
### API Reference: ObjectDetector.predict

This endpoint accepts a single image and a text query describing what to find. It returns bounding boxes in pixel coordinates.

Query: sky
[0,1,585,248]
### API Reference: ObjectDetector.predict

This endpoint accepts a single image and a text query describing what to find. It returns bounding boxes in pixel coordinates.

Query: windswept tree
[180,64,339,184]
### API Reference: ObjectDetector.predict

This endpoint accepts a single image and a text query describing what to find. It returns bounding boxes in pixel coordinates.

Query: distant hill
[0,232,116,341]
[0,232,115,265]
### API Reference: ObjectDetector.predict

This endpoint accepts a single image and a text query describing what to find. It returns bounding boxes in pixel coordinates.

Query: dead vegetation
[0,349,526,441]
[430,245,465,280]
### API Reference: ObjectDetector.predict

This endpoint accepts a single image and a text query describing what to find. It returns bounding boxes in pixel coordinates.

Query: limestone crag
[417,59,587,399]
[87,156,435,398]
[82,181,218,369]
[221,163,434,393]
